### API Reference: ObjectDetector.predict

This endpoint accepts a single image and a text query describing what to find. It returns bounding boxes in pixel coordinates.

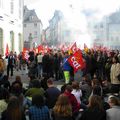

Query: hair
[112,56,119,63]
[93,85,102,97]
[61,84,69,93]
[0,87,9,101]
[65,85,73,92]
[0,59,4,73]
[108,96,120,106]
[91,79,101,88]
[47,78,54,85]
[31,80,41,88]
[15,76,21,82]
[53,94,72,117]
[72,81,80,91]
[88,95,104,111]
[6,96,22,120]
[11,82,23,94]
[32,94,45,108]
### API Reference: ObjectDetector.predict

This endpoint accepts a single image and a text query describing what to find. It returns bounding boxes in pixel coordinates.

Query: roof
[109,10,120,24]
[23,6,42,23]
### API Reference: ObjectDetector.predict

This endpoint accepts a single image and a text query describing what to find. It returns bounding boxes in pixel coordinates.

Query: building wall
[90,12,120,50]
[108,24,120,49]
[24,22,42,48]
[45,27,50,44]
[0,0,23,55]
[23,7,43,49]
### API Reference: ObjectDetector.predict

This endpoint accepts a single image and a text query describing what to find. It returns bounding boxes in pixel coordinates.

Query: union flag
[68,49,85,72]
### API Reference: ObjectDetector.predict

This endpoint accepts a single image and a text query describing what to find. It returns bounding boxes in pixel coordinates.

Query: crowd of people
[0,48,120,120]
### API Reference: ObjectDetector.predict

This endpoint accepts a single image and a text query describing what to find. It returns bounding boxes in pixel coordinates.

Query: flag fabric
[68,49,85,72]
[69,42,78,54]
[84,43,89,53]
[38,45,44,53]
[5,44,9,56]
[23,48,29,60]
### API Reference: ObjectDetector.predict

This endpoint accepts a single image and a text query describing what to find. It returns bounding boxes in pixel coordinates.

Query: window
[10,0,14,14]
[100,23,103,28]
[29,16,34,21]
[116,36,119,41]
[94,25,97,29]
[19,0,22,19]
[24,24,26,27]
[34,23,37,27]
[34,31,37,37]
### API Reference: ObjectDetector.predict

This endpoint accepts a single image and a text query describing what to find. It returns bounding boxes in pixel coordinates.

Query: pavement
[5,68,64,90]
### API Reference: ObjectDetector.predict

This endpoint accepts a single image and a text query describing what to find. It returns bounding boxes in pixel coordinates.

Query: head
[10,51,13,56]
[31,80,41,88]
[53,94,72,116]
[0,87,9,100]
[64,51,69,57]
[32,94,45,108]
[7,96,22,120]
[47,78,54,87]
[108,96,120,107]
[11,83,23,96]
[15,76,21,83]
[72,81,80,90]
[65,85,73,93]
[93,86,102,97]
[88,95,103,111]
[91,79,101,88]
[112,56,119,64]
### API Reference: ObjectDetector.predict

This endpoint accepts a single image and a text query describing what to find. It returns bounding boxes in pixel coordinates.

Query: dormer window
[29,16,34,20]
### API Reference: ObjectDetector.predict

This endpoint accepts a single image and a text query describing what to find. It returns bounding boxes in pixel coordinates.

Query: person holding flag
[63,51,72,84]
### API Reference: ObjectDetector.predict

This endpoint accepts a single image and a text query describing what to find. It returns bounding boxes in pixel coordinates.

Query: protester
[1,96,26,120]
[63,52,71,84]
[110,56,120,94]
[79,95,106,120]
[28,94,50,120]
[25,80,45,97]
[45,78,60,109]
[106,96,120,120]
[7,51,15,77]
[52,94,73,120]
[64,85,80,119]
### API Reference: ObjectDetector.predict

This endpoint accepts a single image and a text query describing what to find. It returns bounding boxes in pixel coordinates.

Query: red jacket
[64,91,80,113]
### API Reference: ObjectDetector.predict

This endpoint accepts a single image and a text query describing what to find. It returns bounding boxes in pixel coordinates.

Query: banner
[23,48,29,60]
[38,45,44,53]
[5,44,9,56]
[68,49,85,72]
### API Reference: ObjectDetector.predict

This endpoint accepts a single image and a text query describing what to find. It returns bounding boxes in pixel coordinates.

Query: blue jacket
[63,56,71,71]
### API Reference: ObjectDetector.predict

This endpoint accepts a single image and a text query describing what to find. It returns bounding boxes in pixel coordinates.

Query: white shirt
[72,89,82,104]
[106,106,120,120]
[37,54,43,63]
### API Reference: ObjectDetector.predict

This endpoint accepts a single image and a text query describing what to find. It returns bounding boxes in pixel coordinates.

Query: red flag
[70,42,77,54]
[5,44,9,56]
[23,48,29,60]
[38,45,44,53]
[68,49,85,72]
